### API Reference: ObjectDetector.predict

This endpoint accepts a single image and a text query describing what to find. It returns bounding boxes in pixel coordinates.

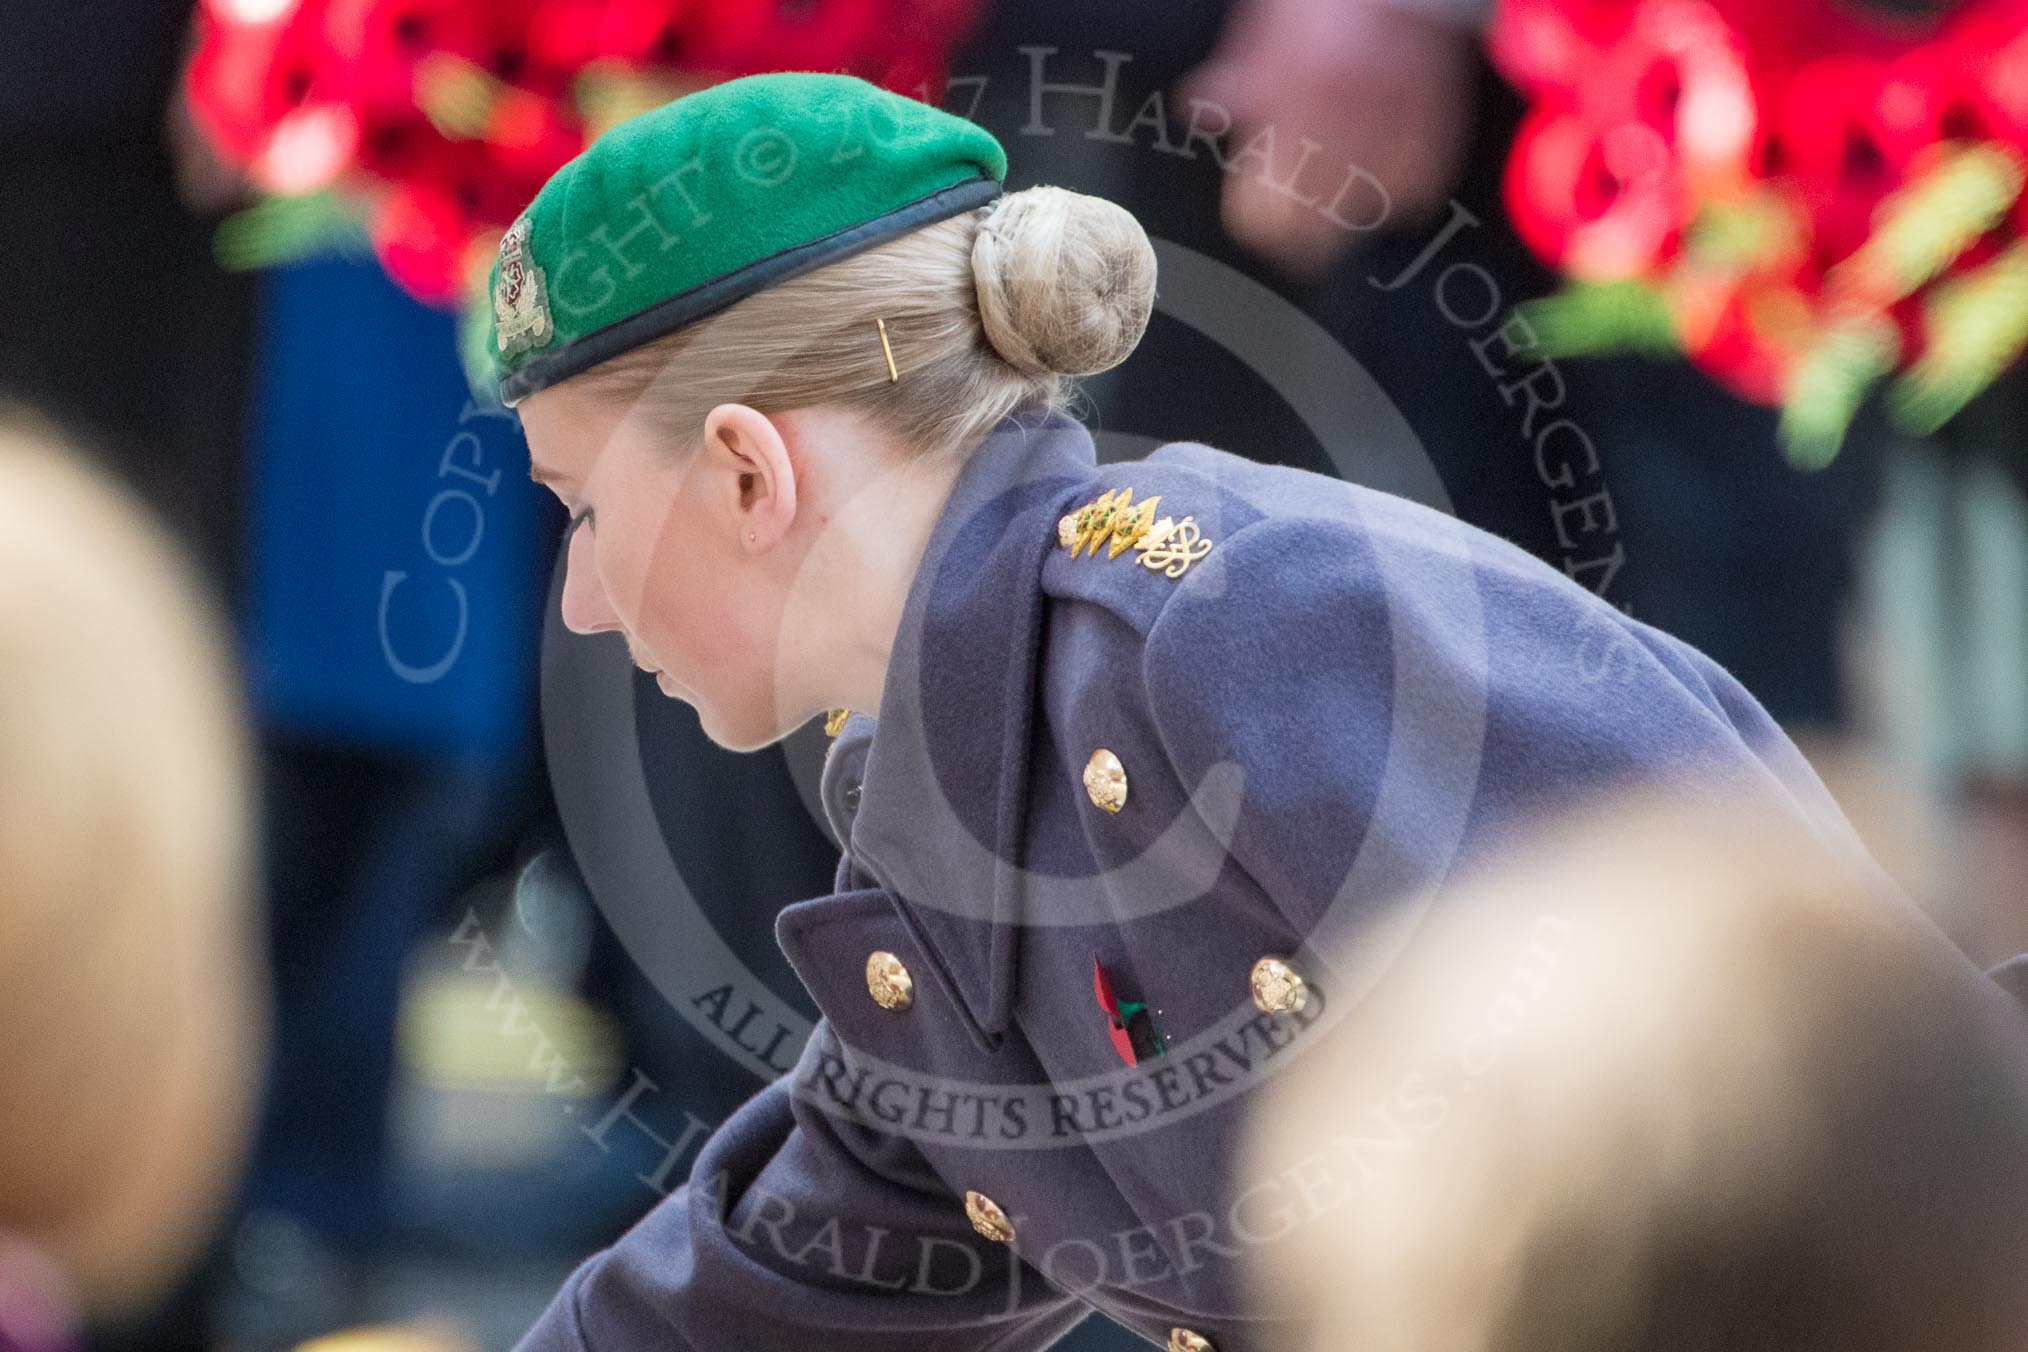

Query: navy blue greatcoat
[513,408,1862,1352]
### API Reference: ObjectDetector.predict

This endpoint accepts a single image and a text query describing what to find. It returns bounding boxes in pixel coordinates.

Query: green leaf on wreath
[1780,312,1900,469]
[1516,280,1681,359]
[1685,191,1803,272]
[1832,142,2025,305]
[1890,240,2028,436]
[576,63,697,137]
[213,191,369,273]
[418,52,502,141]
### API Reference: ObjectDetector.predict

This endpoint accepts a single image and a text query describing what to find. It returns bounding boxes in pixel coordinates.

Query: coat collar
[842,408,1099,1051]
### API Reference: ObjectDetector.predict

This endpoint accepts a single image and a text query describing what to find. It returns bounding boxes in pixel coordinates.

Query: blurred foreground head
[0,415,264,1320]
[1247,793,2028,1352]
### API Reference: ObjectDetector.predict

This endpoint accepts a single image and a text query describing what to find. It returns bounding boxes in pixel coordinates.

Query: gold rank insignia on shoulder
[1056,488,1214,579]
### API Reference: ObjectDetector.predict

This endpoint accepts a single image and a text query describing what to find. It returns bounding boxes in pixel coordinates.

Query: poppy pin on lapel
[1093,955,1166,1067]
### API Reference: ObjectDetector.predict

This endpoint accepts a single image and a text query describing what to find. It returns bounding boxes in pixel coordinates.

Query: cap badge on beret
[493,216,554,360]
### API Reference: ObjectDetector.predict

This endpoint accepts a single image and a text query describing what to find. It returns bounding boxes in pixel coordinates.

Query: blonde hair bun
[971,185,1156,378]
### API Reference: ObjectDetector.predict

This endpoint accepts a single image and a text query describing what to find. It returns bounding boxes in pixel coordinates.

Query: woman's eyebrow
[528,460,559,486]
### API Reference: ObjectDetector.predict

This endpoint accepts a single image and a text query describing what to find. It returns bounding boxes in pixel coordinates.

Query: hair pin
[876,317,899,383]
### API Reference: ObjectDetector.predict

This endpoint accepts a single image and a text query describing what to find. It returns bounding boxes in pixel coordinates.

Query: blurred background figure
[0,416,266,1347]
[1183,0,1482,274]
[1246,793,2028,1352]
[1867,374,2028,965]
[0,0,255,593]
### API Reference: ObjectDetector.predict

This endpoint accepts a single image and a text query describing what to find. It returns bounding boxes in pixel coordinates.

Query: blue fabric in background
[246,252,552,765]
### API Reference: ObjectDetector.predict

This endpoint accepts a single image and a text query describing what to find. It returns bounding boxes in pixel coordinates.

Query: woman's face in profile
[519,383,787,750]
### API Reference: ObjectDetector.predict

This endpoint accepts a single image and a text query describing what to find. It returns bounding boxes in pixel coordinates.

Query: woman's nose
[559,527,620,637]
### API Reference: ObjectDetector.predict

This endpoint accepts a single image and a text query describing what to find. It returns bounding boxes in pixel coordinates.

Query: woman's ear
[700,403,798,551]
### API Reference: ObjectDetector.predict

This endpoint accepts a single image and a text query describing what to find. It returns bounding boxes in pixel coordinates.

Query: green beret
[488,71,1007,406]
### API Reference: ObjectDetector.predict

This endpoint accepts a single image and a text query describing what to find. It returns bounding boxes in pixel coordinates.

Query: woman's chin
[692,701,802,755]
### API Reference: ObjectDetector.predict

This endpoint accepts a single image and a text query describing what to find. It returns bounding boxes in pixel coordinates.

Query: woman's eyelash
[569,505,594,533]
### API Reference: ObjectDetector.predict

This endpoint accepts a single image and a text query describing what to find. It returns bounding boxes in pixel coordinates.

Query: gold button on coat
[1083,748,1128,813]
[964,1190,1016,1243]
[865,951,914,1010]
[1169,1329,1215,1352]
[1249,955,1309,1014]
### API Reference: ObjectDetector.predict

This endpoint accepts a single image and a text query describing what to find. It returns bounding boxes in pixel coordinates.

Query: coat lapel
[846,410,1099,1052]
